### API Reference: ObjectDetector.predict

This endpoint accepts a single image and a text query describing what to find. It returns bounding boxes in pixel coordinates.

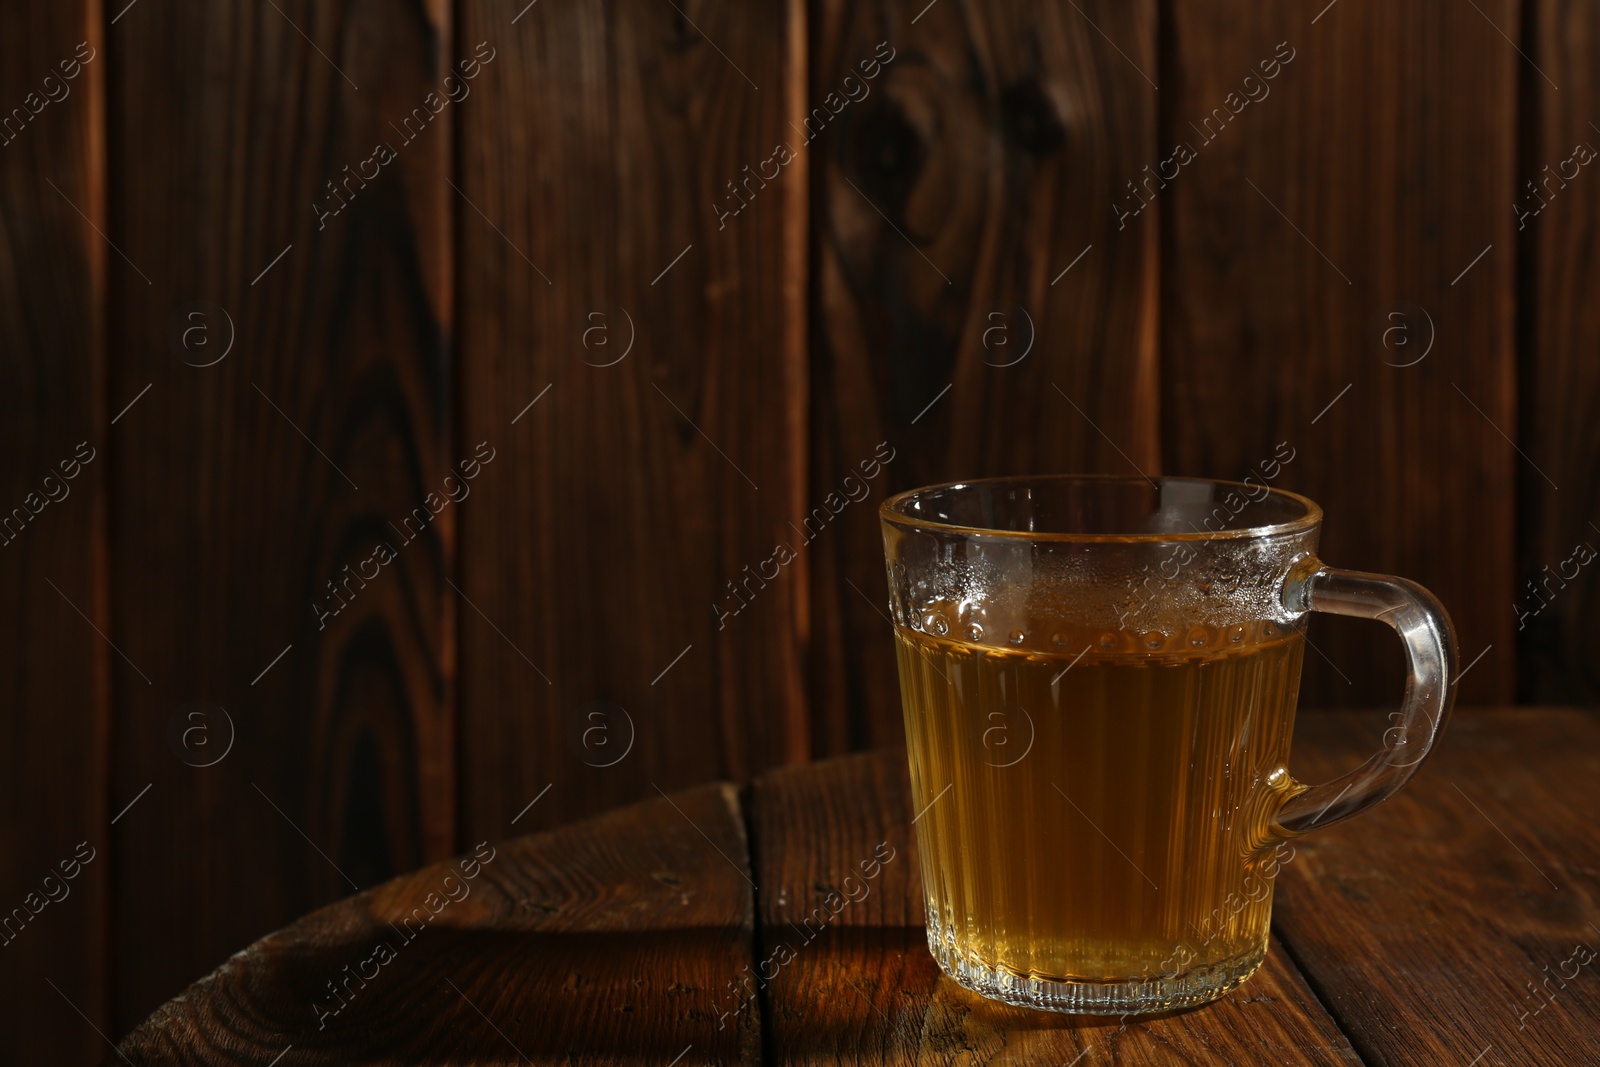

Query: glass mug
[879,475,1456,1015]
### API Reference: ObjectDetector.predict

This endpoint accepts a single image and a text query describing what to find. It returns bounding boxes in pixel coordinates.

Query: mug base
[927,920,1267,1016]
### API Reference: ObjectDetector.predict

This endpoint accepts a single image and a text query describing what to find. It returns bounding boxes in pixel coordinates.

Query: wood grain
[455,0,809,841]
[748,750,1361,1064]
[116,783,761,1064]
[108,0,455,1032]
[1275,708,1600,1065]
[1160,0,1519,706]
[1519,0,1600,705]
[807,0,1163,758]
[0,1,107,1062]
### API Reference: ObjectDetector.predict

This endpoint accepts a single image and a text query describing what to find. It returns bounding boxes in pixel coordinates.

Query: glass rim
[879,473,1323,543]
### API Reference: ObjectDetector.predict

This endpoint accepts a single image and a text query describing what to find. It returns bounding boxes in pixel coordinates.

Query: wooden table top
[116,708,1600,1065]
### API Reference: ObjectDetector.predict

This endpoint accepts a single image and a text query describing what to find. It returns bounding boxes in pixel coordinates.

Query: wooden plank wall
[809,0,1161,752]
[0,0,1591,1056]
[1524,0,1600,704]
[1161,0,1518,710]
[107,0,455,1036]
[454,0,809,844]
[0,3,107,1063]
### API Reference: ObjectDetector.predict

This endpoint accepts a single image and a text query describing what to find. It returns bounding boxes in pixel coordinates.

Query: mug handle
[1264,559,1459,839]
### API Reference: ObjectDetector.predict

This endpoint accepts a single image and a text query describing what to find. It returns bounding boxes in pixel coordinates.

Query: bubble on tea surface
[1143,631,1165,650]
[965,622,984,642]
[931,613,949,636]
[1008,629,1025,646]
[896,520,1309,641]
[1188,627,1209,648]
[1100,632,1116,650]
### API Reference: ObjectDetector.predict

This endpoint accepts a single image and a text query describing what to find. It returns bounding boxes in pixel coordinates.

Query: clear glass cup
[879,475,1456,1015]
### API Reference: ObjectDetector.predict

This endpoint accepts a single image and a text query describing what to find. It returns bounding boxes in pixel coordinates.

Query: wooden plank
[808,0,1162,758]
[1520,0,1600,704]
[749,750,1361,1063]
[0,1,107,1061]
[117,783,761,1064]
[456,0,809,840]
[1275,709,1600,1064]
[1160,0,1518,706]
[108,0,455,1031]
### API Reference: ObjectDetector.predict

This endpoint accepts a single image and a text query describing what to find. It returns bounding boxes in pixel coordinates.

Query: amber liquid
[895,620,1304,993]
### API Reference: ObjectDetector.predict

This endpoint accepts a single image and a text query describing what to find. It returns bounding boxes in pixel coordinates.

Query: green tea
[895,618,1304,998]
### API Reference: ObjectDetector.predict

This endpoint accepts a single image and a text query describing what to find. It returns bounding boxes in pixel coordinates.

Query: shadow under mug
[879,475,1457,1015]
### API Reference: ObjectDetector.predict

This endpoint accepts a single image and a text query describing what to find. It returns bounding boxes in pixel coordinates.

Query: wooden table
[116,709,1600,1065]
